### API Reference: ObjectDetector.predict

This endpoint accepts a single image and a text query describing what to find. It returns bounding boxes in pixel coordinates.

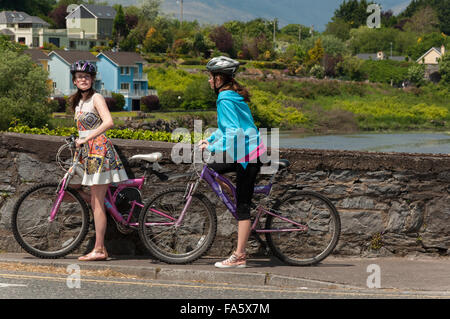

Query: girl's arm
[75,94,114,147]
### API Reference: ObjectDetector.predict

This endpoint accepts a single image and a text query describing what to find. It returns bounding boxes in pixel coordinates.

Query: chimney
[441,45,445,56]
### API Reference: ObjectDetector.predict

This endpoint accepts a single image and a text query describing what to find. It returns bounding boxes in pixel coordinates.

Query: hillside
[107,0,412,31]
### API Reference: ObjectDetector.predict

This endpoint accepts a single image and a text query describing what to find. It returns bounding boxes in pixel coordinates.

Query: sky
[106,0,412,31]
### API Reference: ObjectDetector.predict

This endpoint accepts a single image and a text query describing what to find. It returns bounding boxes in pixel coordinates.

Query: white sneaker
[214,253,246,268]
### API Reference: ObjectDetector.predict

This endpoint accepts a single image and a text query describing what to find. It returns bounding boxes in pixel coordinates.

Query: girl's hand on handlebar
[75,137,88,149]
[198,140,209,150]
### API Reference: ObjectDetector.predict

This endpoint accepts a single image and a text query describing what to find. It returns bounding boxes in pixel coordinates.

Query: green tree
[403,6,440,34]
[332,0,375,29]
[0,47,54,130]
[439,53,450,84]
[138,0,161,22]
[113,5,129,45]
[336,54,367,81]
[143,26,167,53]
[407,64,426,86]
[398,0,450,34]
[305,38,324,69]
[324,18,351,41]
[348,26,399,55]
[1,0,56,17]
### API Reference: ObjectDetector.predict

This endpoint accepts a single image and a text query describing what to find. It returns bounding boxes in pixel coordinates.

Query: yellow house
[416,45,445,65]
[23,49,53,90]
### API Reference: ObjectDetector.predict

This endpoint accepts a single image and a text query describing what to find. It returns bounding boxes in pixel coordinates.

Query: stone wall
[1,132,449,258]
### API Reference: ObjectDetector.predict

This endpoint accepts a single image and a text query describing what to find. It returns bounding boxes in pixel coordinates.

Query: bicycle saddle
[264,159,290,169]
[129,152,162,163]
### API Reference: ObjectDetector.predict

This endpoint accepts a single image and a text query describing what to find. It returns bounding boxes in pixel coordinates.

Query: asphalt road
[0,268,447,301]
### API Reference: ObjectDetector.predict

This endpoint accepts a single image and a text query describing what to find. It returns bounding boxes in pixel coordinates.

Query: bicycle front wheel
[138,187,217,264]
[11,183,90,258]
[265,191,340,266]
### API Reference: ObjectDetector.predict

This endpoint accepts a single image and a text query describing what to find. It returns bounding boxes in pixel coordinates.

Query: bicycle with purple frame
[137,146,341,266]
[11,135,167,258]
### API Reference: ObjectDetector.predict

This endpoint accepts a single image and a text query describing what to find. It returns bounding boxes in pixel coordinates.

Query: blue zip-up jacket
[206,90,263,169]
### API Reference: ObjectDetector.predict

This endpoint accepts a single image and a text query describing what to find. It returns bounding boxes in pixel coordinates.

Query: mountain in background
[106,0,412,31]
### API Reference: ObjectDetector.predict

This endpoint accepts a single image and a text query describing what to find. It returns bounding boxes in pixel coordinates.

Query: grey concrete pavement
[0,253,449,294]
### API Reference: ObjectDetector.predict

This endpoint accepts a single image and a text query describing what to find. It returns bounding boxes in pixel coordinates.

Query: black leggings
[208,156,262,221]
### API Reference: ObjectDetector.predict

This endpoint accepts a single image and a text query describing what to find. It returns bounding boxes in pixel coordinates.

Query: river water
[276,131,450,154]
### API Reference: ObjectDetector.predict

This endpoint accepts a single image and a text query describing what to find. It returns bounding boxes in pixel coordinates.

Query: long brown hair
[215,73,250,102]
[68,74,96,113]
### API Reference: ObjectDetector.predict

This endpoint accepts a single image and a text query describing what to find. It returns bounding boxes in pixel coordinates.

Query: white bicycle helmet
[206,56,240,76]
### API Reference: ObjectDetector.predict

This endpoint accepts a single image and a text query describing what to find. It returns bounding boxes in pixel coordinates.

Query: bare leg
[69,184,91,203]
[90,184,109,251]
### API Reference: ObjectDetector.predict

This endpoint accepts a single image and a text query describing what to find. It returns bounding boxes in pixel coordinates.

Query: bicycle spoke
[12,183,89,258]
[138,187,216,264]
[265,191,340,266]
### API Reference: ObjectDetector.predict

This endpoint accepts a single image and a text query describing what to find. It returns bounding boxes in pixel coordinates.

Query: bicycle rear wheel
[138,187,217,264]
[11,183,90,258]
[265,190,340,266]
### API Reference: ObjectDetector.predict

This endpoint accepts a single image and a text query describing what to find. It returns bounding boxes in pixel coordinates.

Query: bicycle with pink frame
[137,146,341,266]
[11,135,167,258]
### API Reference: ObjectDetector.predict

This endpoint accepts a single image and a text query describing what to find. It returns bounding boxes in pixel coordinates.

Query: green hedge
[361,60,411,85]
[7,124,186,143]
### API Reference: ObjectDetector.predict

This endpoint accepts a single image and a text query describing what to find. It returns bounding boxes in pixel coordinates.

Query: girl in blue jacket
[199,56,266,268]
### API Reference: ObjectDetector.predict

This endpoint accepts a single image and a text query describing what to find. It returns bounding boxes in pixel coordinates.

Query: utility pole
[178,0,183,25]
[273,18,277,50]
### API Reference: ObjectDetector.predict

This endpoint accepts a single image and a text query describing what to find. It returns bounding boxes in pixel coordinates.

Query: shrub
[336,55,367,81]
[111,92,125,111]
[53,97,67,112]
[407,64,426,86]
[159,89,184,109]
[310,65,325,79]
[439,53,450,84]
[361,59,411,85]
[141,95,160,112]
[181,78,216,110]
[251,61,287,70]
[104,97,117,111]
[249,90,308,129]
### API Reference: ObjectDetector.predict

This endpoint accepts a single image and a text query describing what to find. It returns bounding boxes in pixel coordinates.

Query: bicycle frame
[144,162,307,232]
[51,148,145,228]
[198,164,307,233]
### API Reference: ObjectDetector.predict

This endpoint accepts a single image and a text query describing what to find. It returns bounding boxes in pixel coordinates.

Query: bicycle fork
[174,180,200,228]
[49,151,83,222]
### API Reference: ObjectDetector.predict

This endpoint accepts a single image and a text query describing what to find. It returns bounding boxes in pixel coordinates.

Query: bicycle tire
[138,187,217,264]
[11,182,90,259]
[265,190,340,266]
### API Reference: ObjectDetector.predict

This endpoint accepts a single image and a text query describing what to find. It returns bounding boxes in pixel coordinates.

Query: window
[120,67,130,75]
[120,83,130,90]
[53,82,57,89]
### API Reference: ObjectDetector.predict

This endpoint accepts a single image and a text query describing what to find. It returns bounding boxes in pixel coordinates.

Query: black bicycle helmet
[70,60,97,76]
[206,56,240,76]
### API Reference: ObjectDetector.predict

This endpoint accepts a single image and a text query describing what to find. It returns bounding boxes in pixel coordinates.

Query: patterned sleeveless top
[75,93,128,185]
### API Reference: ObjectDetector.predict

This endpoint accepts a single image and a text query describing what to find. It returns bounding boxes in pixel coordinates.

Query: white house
[416,45,446,65]
[0,4,116,50]
[0,11,68,48]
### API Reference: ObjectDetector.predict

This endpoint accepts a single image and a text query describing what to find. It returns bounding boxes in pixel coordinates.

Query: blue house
[48,50,100,96]
[96,51,148,111]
